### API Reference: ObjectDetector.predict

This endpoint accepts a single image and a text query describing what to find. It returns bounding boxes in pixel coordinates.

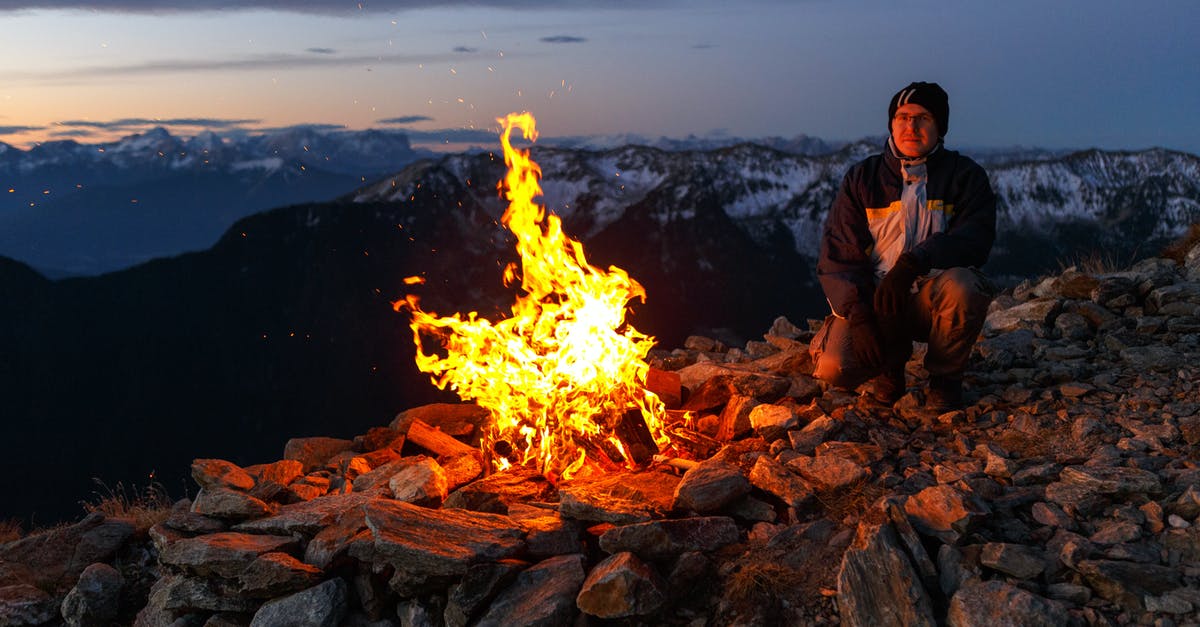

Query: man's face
[891,103,939,158]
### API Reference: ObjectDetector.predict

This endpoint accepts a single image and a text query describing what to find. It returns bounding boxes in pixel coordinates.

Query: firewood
[407,419,478,458]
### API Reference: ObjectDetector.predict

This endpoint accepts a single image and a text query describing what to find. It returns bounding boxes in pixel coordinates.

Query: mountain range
[2,130,1199,525]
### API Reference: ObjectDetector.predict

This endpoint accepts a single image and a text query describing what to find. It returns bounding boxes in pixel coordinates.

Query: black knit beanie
[888,81,949,139]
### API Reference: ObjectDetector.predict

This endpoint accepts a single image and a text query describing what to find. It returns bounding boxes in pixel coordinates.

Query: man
[810,81,996,412]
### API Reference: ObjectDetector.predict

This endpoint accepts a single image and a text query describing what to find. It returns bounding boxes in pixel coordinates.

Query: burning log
[406,419,477,459]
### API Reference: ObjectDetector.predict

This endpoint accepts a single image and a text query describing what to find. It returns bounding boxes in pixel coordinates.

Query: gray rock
[443,466,555,514]
[598,516,739,560]
[234,492,374,537]
[0,584,60,626]
[748,403,798,440]
[787,453,867,491]
[979,542,1045,579]
[903,484,990,544]
[575,551,665,618]
[788,414,837,454]
[237,552,323,598]
[1076,559,1183,610]
[983,299,1061,336]
[361,497,525,577]
[475,554,586,627]
[192,459,256,491]
[749,454,815,511]
[250,578,348,627]
[387,457,449,506]
[443,561,526,627]
[506,503,583,559]
[283,437,356,472]
[946,579,1070,627]
[837,519,935,627]
[144,575,260,613]
[0,512,134,592]
[60,562,123,627]
[557,472,678,524]
[672,457,751,513]
[191,487,276,521]
[1059,465,1162,497]
[159,532,298,579]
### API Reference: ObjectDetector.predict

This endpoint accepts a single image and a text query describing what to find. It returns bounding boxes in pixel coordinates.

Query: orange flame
[397,112,666,480]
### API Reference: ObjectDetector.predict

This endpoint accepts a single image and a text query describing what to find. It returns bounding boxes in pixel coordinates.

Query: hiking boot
[926,375,964,413]
[867,368,906,405]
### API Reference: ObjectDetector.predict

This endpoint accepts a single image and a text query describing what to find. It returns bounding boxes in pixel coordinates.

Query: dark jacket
[817,142,996,322]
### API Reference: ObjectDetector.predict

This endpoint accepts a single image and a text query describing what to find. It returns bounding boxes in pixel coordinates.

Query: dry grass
[81,480,174,534]
[1058,249,1129,275]
[814,479,888,523]
[1162,223,1200,264]
[994,421,1103,461]
[726,560,806,604]
[0,519,22,543]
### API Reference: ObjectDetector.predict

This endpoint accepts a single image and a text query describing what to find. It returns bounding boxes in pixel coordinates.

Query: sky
[0,0,1197,154]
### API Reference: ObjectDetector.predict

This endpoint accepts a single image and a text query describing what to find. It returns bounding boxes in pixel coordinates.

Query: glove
[848,316,884,371]
[874,253,923,318]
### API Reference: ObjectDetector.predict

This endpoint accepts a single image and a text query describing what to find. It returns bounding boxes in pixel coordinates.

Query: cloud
[55,117,261,131]
[1,50,469,82]
[453,46,478,53]
[306,47,336,54]
[401,127,499,144]
[378,115,434,125]
[48,128,98,138]
[0,125,44,135]
[540,35,586,44]
[0,1,641,13]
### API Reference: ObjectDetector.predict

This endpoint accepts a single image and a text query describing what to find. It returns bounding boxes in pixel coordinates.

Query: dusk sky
[0,0,1197,154]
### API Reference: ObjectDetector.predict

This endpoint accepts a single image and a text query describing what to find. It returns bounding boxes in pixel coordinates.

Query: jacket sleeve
[817,167,876,321]
[909,159,997,271]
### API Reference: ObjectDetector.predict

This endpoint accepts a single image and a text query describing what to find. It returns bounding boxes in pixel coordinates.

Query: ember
[396,112,668,481]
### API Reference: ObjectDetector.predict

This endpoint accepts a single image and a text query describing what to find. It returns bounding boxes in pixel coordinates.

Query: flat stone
[250,578,348,627]
[672,457,751,513]
[749,403,798,440]
[750,455,815,510]
[475,554,586,627]
[558,472,678,524]
[1043,482,1108,518]
[1076,559,1183,611]
[598,517,739,560]
[192,458,256,491]
[283,437,355,472]
[0,584,59,626]
[788,414,836,454]
[234,492,374,537]
[575,551,666,619]
[837,518,935,627]
[979,543,1045,579]
[717,394,760,441]
[444,560,527,627]
[903,485,990,544]
[787,454,867,491]
[191,486,276,521]
[1090,520,1143,545]
[361,497,525,577]
[304,507,370,571]
[983,299,1060,336]
[246,459,305,488]
[237,552,323,598]
[1059,465,1162,497]
[144,575,259,613]
[444,466,555,515]
[390,402,488,435]
[159,531,298,579]
[388,457,449,506]
[946,579,1070,627]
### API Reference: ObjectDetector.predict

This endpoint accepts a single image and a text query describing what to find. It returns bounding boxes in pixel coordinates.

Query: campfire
[396,112,672,482]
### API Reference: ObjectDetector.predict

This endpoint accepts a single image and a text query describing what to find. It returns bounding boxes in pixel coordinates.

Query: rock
[250,578,348,627]
[387,457,449,506]
[192,459,256,491]
[159,532,298,579]
[0,512,134,592]
[246,459,305,491]
[234,492,374,537]
[1059,465,1162,497]
[390,403,488,435]
[360,498,525,578]
[557,471,678,524]
[903,484,990,544]
[192,487,276,520]
[717,394,760,441]
[787,454,867,491]
[598,517,740,560]
[672,457,751,513]
[788,414,837,454]
[506,504,583,559]
[444,467,555,515]
[143,574,260,613]
[0,584,60,626]
[936,545,981,599]
[749,455,815,511]
[575,551,666,618]
[1076,559,1182,610]
[983,299,1060,336]
[475,554,586,627]
[837,517,935,627]
[946,579,1070,627]
[237,552,323,598]
[443,561,526,627]
[749,403,798,440]
[60,562,123,627]
[979,542,1045,579]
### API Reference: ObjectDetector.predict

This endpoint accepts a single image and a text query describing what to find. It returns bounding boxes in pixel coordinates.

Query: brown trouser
[810,267,995,390]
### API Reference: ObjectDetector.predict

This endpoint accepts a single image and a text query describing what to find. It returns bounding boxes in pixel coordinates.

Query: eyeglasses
[893,113,935,127]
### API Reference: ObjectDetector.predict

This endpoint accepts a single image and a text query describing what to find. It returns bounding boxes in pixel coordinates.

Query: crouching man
[810,81,996,412]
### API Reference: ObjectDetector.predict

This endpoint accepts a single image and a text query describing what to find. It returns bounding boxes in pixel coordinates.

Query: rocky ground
[2,235,1199,627]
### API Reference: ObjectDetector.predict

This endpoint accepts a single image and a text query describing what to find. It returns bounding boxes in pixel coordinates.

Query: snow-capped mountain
[0,127,428,276]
